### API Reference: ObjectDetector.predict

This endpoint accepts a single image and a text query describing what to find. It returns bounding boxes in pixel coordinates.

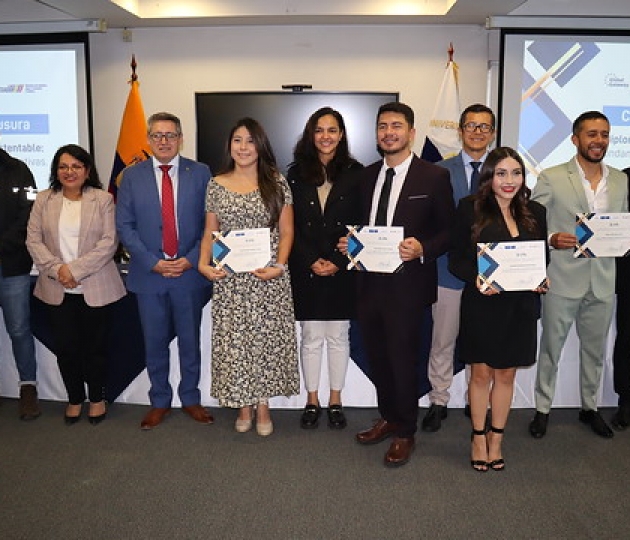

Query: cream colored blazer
[26,186,126,307]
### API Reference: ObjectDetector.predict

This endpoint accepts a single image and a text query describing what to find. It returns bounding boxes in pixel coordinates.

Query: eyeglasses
[58,164,85,172]
[149,132,180,142]
[462,122,494,133]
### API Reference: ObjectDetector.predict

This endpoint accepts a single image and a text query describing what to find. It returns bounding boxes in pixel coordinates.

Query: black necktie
[470,162,481,194]
[375,168,395,226]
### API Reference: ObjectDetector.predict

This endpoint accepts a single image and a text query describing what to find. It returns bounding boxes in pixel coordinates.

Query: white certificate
[477,240,546,292]
[574,213,630,258]
[346,225,403,273]
[212,228,271,273]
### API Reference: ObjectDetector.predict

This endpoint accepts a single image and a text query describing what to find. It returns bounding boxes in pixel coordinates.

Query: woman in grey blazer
[27,145,125,425]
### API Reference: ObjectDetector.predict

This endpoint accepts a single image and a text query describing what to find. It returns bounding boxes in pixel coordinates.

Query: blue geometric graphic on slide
[527,41,600,87]
[519,41,600,173]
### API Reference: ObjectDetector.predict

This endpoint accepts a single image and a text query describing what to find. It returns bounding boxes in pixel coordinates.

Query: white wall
[89,24,490,174]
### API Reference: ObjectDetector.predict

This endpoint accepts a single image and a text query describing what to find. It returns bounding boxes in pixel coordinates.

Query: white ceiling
[0,0,629,29]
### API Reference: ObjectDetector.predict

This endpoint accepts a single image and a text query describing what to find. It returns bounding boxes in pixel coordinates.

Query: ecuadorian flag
[108,57,151,199]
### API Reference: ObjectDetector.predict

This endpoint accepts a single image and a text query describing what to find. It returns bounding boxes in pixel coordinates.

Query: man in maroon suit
[353,102,454,467]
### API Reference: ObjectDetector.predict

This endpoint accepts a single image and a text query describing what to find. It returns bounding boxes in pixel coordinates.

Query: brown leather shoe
[141,407,171,430]
[356,418,399,445]
[182,404,214,424]
[384,437,415,467]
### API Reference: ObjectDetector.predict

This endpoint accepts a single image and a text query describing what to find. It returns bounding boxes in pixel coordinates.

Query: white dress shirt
[369,153,414,226]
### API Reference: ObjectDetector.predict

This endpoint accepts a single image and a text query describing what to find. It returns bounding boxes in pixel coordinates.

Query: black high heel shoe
[470,428,488,472]
[88,412,107,425]
[487,426,505,471]
[88,401,107,425]
[64,403,82,425]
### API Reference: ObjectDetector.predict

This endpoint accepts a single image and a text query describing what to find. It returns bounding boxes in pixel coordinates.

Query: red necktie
[159,165,178,258]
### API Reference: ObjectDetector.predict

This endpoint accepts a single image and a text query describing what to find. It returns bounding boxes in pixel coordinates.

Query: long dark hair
[471,147,537,243]
[220,117,283,228]
[292,107,356,186]
[49,144,102,192]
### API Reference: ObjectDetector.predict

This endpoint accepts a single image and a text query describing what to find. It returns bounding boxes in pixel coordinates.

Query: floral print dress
[205,176,299,407]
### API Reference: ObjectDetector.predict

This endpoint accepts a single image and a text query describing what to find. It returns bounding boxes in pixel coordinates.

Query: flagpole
[130,54,137,82]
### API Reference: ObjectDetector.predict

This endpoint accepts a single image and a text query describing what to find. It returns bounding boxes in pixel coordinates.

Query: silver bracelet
[272,263,287,273]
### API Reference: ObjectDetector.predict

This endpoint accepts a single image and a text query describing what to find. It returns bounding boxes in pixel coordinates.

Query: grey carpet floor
[1,399,628,540]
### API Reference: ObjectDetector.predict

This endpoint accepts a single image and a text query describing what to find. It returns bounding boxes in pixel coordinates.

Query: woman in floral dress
[199,117,298,436]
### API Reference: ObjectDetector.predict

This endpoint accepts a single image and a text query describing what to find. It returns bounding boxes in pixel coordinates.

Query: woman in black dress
[288,107,363,429]
[449,147,548,471]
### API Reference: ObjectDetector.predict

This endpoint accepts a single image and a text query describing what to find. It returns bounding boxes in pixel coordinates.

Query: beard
[578,145,607,164]
[377,140,408,156]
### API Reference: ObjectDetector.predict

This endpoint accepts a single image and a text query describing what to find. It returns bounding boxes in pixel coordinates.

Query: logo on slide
[0,83,48,94]
[604,73,629,88]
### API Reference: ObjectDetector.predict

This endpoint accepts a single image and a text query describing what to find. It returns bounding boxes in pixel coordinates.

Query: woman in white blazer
[27,144,125,425]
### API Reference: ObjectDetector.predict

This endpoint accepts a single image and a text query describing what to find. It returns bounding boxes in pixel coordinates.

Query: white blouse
[58,197,83,294]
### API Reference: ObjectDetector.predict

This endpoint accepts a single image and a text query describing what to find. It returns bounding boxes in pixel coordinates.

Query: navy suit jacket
[116,156,211,294]
[436,152,471,290]
[359,154,454,307]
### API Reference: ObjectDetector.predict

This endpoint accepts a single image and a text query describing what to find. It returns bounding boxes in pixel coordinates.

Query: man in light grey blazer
[529,111,628,439]
[422,104,495,432]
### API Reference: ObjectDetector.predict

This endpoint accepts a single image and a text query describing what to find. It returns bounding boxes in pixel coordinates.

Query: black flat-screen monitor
[195,91,399,174]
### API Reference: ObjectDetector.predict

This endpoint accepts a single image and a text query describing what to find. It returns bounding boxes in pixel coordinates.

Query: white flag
[421,60,461,162]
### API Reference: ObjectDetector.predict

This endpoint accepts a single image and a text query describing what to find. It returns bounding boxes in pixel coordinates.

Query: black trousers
[48,294,111,404]
[357,274,425,438]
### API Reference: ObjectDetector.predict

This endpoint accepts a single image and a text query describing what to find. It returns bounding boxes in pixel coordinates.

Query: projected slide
[501,34,630,185]
[0,41,90,189]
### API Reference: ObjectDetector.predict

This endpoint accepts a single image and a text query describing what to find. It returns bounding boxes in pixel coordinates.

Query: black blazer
[288,161,363,320]
[0,149,36,277]
[359,155,455,307]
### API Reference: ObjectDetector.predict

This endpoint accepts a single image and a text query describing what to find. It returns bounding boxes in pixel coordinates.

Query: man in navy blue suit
[422,104,495,432]
[116,112,213,430]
